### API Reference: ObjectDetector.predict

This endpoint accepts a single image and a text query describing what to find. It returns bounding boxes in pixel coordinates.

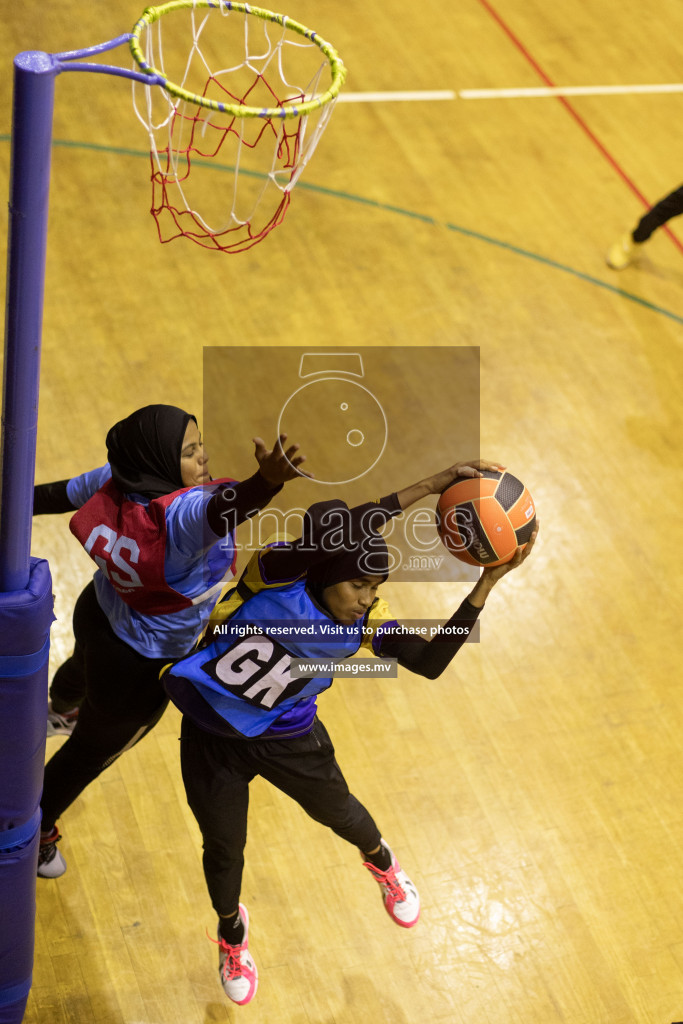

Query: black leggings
[41,582,169,831]
[180,715,383,916]
[633,184,683,242]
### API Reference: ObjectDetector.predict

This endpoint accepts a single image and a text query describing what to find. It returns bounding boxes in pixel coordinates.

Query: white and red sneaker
[216,905,258,1005]
[363,840,420,928]
[37,826,67,878]
[46,702,79,739]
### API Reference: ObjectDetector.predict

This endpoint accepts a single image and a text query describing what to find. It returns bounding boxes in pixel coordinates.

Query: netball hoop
[130,1,347,252]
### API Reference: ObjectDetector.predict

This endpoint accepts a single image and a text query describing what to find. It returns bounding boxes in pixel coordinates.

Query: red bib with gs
[69,478,236,615]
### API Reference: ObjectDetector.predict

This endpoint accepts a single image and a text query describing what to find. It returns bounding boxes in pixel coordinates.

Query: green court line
[2,134,682,327]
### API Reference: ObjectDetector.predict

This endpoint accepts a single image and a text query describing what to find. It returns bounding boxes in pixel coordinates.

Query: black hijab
[305,499,391,592]
[106,404,195,499]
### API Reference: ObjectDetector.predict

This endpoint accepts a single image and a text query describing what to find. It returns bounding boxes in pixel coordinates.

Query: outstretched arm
[465,522,539,608]
[33,464,112,515]
[33,480,78,515]
[252,433,310,486]
[377,523,539,679]
[395,459,504,510]
[206,434,310,537]
[257,458,503,584]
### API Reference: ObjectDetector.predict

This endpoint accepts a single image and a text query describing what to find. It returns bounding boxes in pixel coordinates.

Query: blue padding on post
[0,829,39,1019]
[0,638,49,678]
[0,557,54,1022]
[0,558,55,657]
[0,560,53,826]
[0,976,32,1009]
[0,811,40,854]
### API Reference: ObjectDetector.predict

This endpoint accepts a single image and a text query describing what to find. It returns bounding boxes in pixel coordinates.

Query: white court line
[336,90,456,103]
[460,83,683,98]
[335,84,683,103]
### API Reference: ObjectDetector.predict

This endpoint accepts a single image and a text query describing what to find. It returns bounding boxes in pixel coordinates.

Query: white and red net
[131,2,345,253]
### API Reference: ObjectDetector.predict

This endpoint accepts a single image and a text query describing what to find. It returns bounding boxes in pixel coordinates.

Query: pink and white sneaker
[363,840,420,928]
[216,905,258,1005]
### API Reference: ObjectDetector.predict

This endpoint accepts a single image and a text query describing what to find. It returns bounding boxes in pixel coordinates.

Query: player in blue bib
[166,461,538,1005]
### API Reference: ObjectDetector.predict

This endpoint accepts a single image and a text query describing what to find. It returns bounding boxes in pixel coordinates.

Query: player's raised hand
[466,522,539,608]
[253,434,312,485]
[481,521,539,583]
[396,459,504,510]
[424,459,505,495]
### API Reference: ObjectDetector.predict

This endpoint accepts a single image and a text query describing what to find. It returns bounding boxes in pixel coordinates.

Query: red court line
[475,0,683,255]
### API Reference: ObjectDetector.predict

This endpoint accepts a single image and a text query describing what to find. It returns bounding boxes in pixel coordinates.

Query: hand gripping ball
[436,468,536,567]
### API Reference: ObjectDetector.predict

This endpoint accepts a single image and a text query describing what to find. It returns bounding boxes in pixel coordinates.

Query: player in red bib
[33,404,308,878]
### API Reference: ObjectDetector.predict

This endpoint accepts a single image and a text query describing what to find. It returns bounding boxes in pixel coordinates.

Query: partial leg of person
[632,185,683,242]
[252,717,420,927]
[179,716,258,1005]
[38,582,169,878]
[46,586,91,737]
[607,184,683,268]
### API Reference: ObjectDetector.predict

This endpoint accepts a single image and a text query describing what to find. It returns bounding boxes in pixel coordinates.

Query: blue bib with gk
[165,580,364,737]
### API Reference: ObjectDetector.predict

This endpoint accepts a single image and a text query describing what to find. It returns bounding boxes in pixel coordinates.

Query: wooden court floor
[2,1,683,1021]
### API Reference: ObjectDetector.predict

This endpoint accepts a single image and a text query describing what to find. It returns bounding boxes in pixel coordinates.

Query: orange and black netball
[436,469,536,567]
